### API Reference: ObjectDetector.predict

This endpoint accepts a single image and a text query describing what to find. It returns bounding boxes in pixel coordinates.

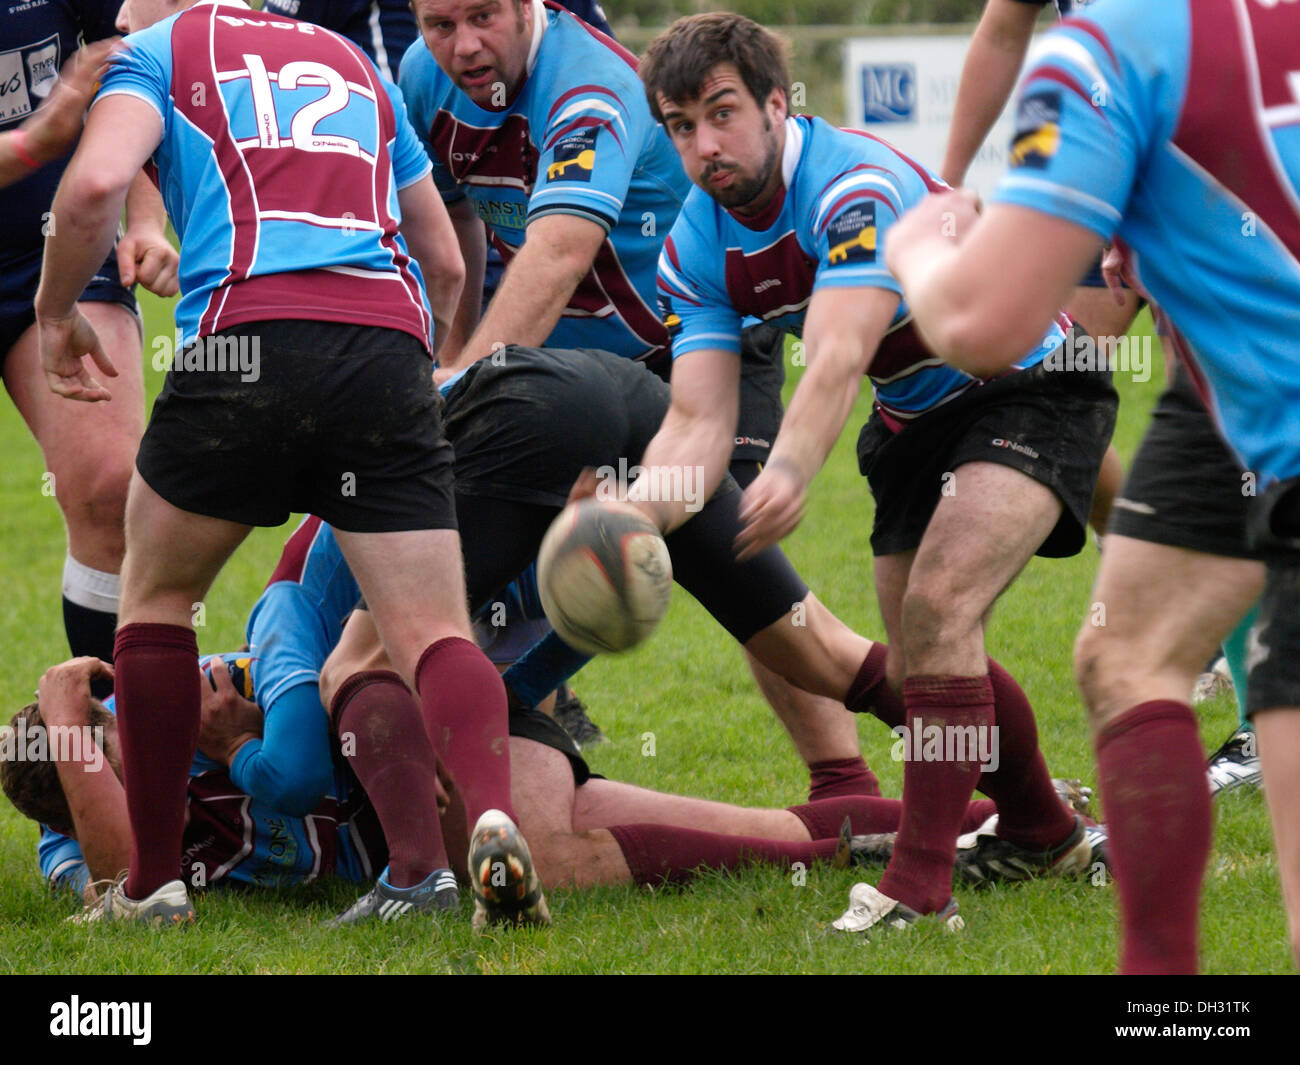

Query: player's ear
[766,85,788,125]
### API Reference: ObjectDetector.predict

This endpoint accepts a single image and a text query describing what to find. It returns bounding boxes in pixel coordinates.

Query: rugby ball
[536,499,673,656]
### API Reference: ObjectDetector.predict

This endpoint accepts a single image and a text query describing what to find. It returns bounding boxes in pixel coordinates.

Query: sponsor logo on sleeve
[826,201,877,265]
[547,128,597,182]
[1010,90,1062,170]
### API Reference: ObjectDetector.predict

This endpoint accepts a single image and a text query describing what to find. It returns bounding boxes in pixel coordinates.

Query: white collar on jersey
[525,0,547,78]
[781,115,804,186]
[189,0,253,11]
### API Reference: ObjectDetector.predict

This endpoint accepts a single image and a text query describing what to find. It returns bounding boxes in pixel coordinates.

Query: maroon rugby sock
[414,636,515,825]
[1096,700,1209,974]
[974,658,1076,849]
[332,670,449,886]
[808,756,880,800]
[114,623,201,900]
[608,823,838,885]
[843,643,905,728]
[877,675,992,914]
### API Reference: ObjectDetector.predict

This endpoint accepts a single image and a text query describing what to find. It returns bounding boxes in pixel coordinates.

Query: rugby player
[941,0,1132,537]
[398,0,872,800]
[3,655,1013,917]
[34,0,540,929]
[884,0,1300,971]
[629,13,1116,935]
[2,9,177,686]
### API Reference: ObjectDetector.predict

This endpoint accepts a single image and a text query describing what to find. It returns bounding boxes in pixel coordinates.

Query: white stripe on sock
[62,555,121,614]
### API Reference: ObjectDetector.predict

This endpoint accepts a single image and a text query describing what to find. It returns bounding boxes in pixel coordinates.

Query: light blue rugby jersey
[399,1,690,367]
[95,0,434,349]
[659,114,1067,421]
[992,0,1300,485]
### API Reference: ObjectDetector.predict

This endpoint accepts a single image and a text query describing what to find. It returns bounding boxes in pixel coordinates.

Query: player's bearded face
[701,115,780,211]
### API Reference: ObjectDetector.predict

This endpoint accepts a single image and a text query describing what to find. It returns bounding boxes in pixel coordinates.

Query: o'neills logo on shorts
[991,438,1040,460]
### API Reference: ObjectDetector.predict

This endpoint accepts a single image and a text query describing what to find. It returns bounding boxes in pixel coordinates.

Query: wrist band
[11,128,41,170]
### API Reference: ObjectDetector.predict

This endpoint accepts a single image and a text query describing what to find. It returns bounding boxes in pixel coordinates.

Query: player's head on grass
[641,14,793,217]
[0,699,120,837]
[412,0,535,110]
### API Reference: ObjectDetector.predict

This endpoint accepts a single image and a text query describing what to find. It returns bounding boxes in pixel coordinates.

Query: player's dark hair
[640,13,792,123]
[0,699,115,834]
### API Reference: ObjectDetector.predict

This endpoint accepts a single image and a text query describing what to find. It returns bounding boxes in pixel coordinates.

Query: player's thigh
[573,776,808,840]
[509,736,577,845]
[1074,534,1264,721]
[119,471,252,623]
[2,304,145,492]
[908,461,1062,622]
[332,527,473,678]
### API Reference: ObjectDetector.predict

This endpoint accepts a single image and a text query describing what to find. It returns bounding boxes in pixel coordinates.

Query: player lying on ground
[6,657,1095,917]
[627,14,1115,936]
[884,0,1300,972]
[317,344,1106,891]
[36,0,538,930]
[2,18,177,689]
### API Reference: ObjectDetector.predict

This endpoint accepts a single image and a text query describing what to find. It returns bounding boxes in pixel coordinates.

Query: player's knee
[56,460,131,539]
[1073,623,1121,719]
[899,582,979,662]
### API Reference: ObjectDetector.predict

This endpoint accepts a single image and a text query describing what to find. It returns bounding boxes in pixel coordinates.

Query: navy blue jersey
[0,1,121,292]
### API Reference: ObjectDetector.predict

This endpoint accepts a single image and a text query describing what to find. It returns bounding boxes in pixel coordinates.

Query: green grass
[0,295,1288,974]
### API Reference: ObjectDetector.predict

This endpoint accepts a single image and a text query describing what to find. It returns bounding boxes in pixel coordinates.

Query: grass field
[0,293,1288,975]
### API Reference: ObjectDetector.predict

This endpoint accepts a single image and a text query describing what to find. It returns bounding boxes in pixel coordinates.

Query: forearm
[632,396,736,535]
[446,229,590,373]
[438,201,487,361]
[941,1,1039,185]
[35,170,128,318]
[0,128,46,188]
[123,167,167,235]
[768,336,868,484]
[45,706,131,883]
[227,682,332,816]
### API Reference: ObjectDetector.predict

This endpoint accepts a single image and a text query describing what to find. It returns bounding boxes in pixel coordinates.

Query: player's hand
[567,467,601,505]
[37,309,117,401]
[735,457,807,561]
[198,657,263,767]
[432,364,457,387]
[22,39,121,164]
[37,658,114,726]
[885,187,982,276]
[117,225,178,297]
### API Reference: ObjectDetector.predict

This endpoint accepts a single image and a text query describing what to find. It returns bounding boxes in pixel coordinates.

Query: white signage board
[843,34,1039,199]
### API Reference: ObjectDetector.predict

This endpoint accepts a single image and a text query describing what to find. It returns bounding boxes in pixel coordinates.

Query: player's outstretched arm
[437,213,606,378]
[735,287,898,560]
[887,193,1099,376]
[35,94,162,399]
[940,0,1042,187]
[398,174,467,359]
[625,347,740,536]
[0,39,119,188]
[37,659,131,887]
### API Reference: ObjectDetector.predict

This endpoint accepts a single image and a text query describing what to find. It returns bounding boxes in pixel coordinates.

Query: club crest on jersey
[1011,90,1061,170]
[826,202,877,265]
[547,129,597,182]
[658,297,683,338]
